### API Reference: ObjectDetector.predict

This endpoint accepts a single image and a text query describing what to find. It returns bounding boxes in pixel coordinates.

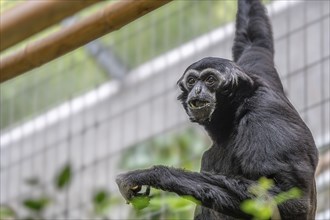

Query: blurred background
[0,0,329,219]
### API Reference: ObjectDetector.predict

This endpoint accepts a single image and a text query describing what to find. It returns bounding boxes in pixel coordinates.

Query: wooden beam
[0,0,172,83]
[0,0,102,52]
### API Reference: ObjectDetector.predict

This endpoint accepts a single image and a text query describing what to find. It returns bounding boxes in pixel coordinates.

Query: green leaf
[241,199,272,220]
[130,196,150,210]
[0,205,16,219]
[258,177,274,191]
[182,195,201,205]
[274,187,302,205]
[92,190,112,216]
[249,177,274,197]
[22,197,50,212]
[93,190,109,205]
[55,164,72,190]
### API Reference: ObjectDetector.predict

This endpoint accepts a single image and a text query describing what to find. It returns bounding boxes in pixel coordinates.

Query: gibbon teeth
[189,100,208,108]
[131,185,140,190]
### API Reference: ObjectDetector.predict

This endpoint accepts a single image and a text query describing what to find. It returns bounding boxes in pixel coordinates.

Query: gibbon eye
[206,76,216,85]
[187,77,196,87]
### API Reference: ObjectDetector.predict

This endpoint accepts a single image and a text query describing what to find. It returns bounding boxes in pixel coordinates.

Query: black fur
[116,0,318,219]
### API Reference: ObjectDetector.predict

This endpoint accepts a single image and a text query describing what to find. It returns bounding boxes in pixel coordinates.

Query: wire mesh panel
[0,1,329,219]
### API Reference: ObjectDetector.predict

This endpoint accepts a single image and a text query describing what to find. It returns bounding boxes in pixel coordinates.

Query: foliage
[119,129,207,170]
[55,164,72,190]
[2,165,58,219]
[130,191,200,220]
[241,177,302,220]
[19,164,73,219]
[0,205,16,220]
[92,190,117,217]
[130,195,151,211]
[118,128,208,219]
[274,187,302,205]
[23,197,51,213]
[0,129,207,219]
[0,162,121,219]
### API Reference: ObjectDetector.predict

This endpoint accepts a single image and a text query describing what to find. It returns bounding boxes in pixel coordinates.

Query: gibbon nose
[195,85,202,94]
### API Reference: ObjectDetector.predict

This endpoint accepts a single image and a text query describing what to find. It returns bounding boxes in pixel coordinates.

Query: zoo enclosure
[0,1,329,219]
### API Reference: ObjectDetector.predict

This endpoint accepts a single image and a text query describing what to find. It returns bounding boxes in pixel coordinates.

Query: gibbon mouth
[188,99,211,109]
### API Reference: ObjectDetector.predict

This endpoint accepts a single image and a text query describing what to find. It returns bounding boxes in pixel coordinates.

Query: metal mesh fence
[0,1,329,219]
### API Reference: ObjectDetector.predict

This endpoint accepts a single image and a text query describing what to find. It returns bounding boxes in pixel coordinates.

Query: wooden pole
[0,0,102,52]
[0,0,172,83]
